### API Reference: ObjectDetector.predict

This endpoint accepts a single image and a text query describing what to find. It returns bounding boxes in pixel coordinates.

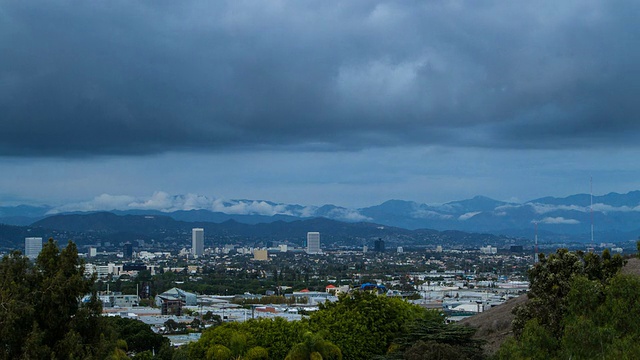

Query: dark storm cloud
[1,0,639,156]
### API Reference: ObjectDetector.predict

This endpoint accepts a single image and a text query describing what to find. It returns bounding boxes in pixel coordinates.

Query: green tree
[308,291,429,360]
[188,317,309,360]
[0,239,116,359]
[105,316,170,355]
[243,346,269,360]
[385,318,484,360]
[285,332,342,360]
[512,249,625,340]
[500,249,629,359]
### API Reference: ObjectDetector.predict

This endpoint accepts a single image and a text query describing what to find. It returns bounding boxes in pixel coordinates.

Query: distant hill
[0,224,33,249]
[0,205,51,225]
[16,212,512,251]
[4,190,640,243]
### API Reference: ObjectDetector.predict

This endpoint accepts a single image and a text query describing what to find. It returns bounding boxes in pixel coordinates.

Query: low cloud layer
[47,191,372,221]
[539,217,580,225]
[2,1,640,156]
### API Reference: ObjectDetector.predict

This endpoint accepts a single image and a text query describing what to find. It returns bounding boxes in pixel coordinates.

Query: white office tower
[306,232,321,254]
[25,237,43,260]
[192,228,204,257]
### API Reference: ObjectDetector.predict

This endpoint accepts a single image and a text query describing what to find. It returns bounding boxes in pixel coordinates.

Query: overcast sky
[1,1,640,208]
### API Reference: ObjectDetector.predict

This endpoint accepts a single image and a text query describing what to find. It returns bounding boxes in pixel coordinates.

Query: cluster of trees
[185,291,484,360]
[0,239,171,359]
[498,248,635,359]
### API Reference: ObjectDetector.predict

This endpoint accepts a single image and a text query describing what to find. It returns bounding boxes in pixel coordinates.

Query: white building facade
[306,232,321,254]
[25,237,43,260]
[192,228,204,257]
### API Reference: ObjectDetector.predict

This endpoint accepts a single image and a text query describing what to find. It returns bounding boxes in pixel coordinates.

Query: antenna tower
[590,176,594,243]
[534,221,539,264]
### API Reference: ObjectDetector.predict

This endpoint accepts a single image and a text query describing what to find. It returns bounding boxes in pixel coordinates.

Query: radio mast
[590,176,594,243]
[534,221,539,264]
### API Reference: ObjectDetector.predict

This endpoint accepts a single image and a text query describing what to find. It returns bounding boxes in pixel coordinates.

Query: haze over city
[2,1,640,208]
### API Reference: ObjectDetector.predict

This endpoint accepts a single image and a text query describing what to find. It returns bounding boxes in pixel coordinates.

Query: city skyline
[2,1,640,208]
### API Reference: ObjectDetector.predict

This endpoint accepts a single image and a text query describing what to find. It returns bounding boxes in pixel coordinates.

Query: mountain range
[0,213,510,251]
[2,191,640,243]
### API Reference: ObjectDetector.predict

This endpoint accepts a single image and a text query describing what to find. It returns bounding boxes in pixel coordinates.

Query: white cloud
[458,211,481,221]
[45,191,379,222]
[299,206,319,218]
[210,199,294,216]
[528,203,587,214]
[325,208,372,222]
[128,191,175,210]
[539,217,580,225]
[47,194,136,214]
[590,203,640,213]
[411,209,454,220]
[494,204,521,211]
[528,202,640,215]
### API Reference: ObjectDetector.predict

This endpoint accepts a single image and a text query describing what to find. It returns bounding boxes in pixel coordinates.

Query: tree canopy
[499,248,630,359]
[0,238,176,360]
[186,291,481,360]
[307,291,431,360]
[0,239,115,359]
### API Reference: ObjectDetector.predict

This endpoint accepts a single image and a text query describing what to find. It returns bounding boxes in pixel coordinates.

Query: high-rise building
[123,243,133,258]
[306,232,321,254]
[374,238,385,252]
[192,228,204,257]
[25,237,43,260]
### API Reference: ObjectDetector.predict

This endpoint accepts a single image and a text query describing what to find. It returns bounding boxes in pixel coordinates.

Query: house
[325,284,350,295]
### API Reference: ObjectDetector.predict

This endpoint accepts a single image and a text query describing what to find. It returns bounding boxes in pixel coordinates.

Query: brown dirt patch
[621,257,640,276]
[459,295,528,356]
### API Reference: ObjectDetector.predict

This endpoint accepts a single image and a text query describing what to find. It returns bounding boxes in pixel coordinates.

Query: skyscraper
[25,237,43,260]
[123,243,133,259]
[192,228,204,257]
[306,232,321,254]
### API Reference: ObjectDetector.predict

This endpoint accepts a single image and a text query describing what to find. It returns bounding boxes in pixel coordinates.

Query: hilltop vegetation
[495,248,639,359]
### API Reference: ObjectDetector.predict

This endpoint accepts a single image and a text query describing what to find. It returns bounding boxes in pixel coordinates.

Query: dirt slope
[459,295,527,355]
[621,257,640,276]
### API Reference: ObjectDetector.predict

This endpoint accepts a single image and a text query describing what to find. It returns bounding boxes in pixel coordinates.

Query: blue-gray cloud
[1,1,639,156]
